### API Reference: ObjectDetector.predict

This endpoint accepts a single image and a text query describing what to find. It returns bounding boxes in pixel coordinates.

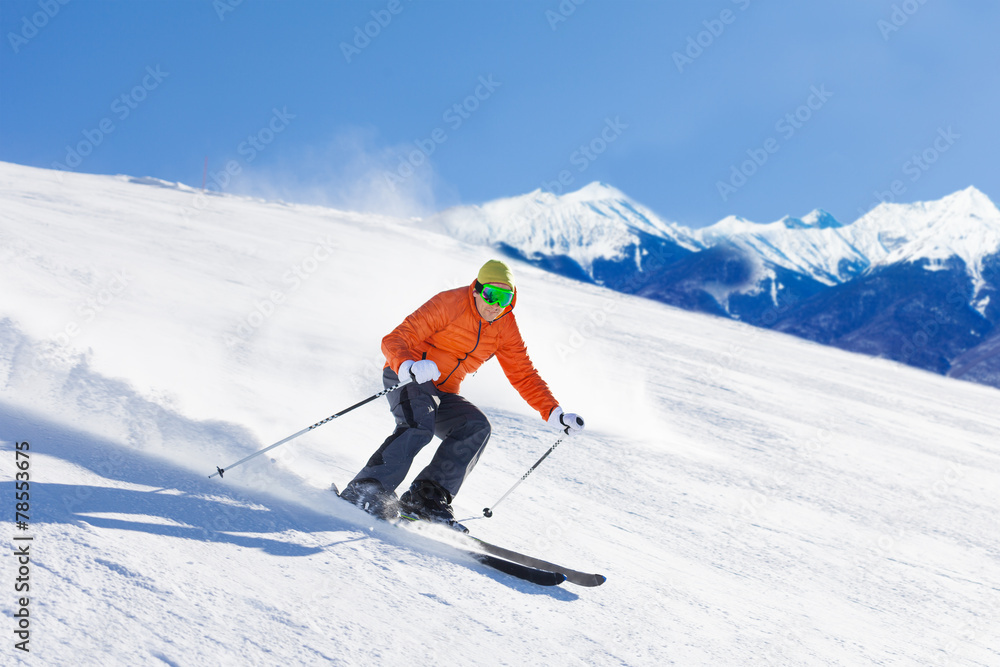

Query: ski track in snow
[1,162,999,666]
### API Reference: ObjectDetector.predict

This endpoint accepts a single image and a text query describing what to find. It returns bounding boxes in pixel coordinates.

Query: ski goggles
[476,282,514,308]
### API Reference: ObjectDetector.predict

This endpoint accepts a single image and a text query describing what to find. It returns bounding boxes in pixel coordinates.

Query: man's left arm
[495,317,560,422]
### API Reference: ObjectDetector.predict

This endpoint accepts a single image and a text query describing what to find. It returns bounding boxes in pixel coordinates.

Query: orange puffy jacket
[382,281,559,421]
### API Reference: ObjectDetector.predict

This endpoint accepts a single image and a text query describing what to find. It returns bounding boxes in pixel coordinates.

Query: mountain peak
[423,181,698,273]
[562,181,630,203]
[780,209,842,230]
[860,185,999,223]
[852,185,1000,287]
[940,185,999,216]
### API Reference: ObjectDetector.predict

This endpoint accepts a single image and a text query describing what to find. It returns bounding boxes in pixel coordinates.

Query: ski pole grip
[562,414,584,434]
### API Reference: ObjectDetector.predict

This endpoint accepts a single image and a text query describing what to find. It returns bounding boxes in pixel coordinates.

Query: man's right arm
[381,291,453,374]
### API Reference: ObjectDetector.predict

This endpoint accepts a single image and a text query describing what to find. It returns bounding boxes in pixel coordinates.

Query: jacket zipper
[437,320,482,388]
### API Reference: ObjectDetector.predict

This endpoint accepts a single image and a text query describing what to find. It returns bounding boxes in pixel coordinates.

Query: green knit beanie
[477,259,515,289]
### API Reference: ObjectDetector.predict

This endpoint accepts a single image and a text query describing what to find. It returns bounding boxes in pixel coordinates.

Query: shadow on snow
[0,399,577,597]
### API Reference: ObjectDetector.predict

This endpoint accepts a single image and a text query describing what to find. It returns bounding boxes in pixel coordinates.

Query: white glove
[398,359,440,384]
[548,407,585,436]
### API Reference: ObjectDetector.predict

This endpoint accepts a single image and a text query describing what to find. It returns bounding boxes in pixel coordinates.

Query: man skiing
[339,259,584,529]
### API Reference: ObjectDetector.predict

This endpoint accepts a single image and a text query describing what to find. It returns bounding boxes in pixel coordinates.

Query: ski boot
[399,479,468,533]
[338,478,399,521]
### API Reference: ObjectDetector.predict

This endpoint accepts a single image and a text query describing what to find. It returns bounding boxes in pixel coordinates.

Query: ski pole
[209,378,411,479]
[483,427,577,518]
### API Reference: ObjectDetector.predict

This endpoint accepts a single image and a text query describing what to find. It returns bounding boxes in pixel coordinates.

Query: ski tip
[572,573,606,587]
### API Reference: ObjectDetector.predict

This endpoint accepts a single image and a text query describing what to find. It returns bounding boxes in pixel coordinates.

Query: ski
[399,512,606,587]
[394,512,565,586]
[333,486,564,586]
[469,536,607,587]
[468,553,566,586]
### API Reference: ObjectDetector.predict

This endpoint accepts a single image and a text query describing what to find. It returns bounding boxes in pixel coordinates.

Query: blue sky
[2,0,997,227]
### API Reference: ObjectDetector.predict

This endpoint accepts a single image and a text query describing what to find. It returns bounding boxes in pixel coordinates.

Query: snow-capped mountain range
[428,182,1000,293]
[692,186,1000,289]
[426,182,1000,387]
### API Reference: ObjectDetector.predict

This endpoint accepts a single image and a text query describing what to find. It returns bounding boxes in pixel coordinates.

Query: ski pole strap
[209,378,411,479]
[483,435,565,517]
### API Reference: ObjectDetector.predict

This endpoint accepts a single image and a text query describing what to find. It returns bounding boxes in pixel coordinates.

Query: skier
[339,259,584,528]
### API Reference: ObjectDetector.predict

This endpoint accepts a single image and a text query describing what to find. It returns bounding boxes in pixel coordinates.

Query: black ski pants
[351,367,492,498]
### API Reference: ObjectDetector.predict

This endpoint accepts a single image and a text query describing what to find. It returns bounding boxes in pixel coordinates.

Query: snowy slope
[2,162,1000,666]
